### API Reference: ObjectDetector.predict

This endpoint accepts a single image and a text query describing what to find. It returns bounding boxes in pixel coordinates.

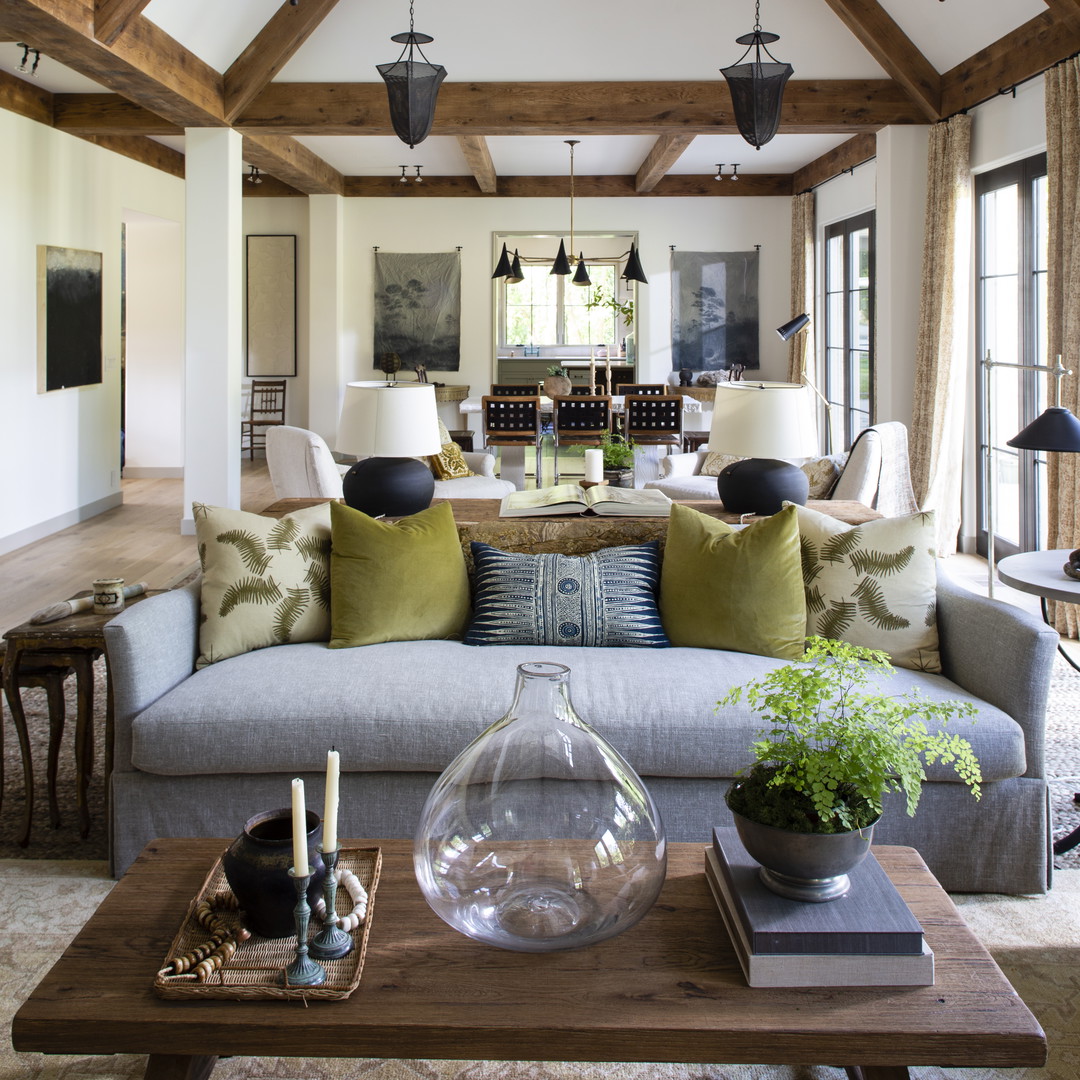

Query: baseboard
[122,466,184,479]
[0,492,123,558]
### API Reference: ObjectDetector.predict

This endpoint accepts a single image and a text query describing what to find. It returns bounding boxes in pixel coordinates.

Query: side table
[1,591,156,846]
[997,550,1080,854]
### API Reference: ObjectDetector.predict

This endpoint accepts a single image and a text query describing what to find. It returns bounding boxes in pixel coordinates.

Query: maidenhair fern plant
[722,637,982,834]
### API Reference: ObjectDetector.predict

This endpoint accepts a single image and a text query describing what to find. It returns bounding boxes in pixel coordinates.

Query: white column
[308,194,345,445]
[181,128,244,533]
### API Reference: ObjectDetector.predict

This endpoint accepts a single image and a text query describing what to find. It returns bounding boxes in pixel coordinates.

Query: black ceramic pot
[222,807,326,938]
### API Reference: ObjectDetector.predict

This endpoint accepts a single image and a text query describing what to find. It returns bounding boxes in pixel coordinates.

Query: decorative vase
[731,810,876,903]
[414,662,667,952]
[543,375,573,398]
[222,808,327,938]
[603,467,634,488]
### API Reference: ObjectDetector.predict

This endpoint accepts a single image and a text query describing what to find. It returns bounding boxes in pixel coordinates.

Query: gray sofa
[103,552,1060,894]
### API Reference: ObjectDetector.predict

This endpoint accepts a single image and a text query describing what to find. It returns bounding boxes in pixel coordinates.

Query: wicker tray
[155,846,381,1000]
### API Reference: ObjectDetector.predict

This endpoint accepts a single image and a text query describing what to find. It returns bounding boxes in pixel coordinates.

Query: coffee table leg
[845,1067,910,1080]
[144,1053,218,1080]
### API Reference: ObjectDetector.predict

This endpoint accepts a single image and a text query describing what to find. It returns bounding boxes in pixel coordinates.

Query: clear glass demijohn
[413,662,667,952]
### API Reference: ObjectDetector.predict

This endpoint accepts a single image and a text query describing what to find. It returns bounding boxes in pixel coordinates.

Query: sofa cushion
[192,502,332,668]
[659,503,806,660]
[329,501,471,648]
[700,452,744,477]
[429,419,477,480]
[464,541,669,648]
[794,503,941,673]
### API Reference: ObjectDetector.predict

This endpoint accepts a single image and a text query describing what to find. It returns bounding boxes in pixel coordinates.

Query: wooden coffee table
[12,840,1045,1080]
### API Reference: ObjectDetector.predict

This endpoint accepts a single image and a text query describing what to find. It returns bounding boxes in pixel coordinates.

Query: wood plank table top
[260,497,881,526]
[12,840,1045,1080]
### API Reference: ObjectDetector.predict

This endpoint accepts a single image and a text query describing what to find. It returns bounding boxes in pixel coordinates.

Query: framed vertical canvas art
[37,245,103,393]
[246,234,297,377]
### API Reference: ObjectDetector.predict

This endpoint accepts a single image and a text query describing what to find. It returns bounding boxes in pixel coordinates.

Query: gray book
[712,827,924,955]
[704,850,935,988]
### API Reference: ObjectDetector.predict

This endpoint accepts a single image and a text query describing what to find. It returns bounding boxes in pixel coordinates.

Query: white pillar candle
[323,749,341,851]
[585,448,603,483]
[291,777,307,873]
[605,356,612,394]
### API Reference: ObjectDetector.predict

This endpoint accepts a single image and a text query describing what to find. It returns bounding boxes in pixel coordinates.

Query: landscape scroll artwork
[670,250,759,374]
[37,245,103,393]
[373,251,461,372]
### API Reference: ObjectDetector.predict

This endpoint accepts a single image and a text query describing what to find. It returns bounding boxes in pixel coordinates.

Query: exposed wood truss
[94,0,153,47]
[457,135,498,193]
[793,133,877,193]
[636,135,696,193]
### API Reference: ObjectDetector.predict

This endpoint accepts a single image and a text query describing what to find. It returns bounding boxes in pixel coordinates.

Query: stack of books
[705,827,934,988]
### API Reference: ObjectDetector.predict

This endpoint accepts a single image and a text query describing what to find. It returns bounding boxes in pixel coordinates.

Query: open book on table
[499,484,672,517]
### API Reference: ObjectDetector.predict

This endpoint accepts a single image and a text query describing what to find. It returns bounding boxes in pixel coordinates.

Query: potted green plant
[721,636,982,902]
[544,364,573,398]
[600,430,635,487]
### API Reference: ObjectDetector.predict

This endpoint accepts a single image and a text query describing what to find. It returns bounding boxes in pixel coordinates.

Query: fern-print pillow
[792,504,940,672]
[193,502,332,667]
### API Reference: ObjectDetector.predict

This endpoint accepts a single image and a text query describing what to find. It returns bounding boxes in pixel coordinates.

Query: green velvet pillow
[659,502,806,659]
[329,501,471,648]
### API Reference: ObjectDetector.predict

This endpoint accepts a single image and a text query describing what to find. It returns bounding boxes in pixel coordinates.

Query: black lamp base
[717,458,809,516]
[341,457,435,518]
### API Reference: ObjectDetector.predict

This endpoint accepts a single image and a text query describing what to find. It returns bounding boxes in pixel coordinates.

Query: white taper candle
[291,777,307,873]
[323,749,341,851]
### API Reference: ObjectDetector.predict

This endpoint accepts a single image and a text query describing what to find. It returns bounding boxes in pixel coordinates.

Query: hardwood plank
[93,0,151,46]
[53,92,180,135]
[224,0,341,124]
[343,173,793,198]
[77,132,184,176]
[235,80,928,135]
[0,67,53,125]
[821,0,941,121]
[793,132,877,193]
[635,134,696,193]
[940,11,1080,117]
[241,132,344,196]
[1,0,225,127]
[457,134,498,193]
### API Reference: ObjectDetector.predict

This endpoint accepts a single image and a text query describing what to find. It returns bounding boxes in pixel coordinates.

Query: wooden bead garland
[314,866,369,931]
[164,894,250,981]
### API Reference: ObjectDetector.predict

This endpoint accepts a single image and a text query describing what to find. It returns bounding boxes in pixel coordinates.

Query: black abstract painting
[38,245,103,392]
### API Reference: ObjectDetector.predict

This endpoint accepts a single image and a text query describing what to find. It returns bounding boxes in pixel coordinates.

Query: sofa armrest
[659,450,709,479]
[103,583,200,777]
[463,450,497,478]
[935,563,1059,778]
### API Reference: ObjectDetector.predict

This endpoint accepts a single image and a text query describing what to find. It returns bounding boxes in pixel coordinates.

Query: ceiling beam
[940,10,1080,117]
[241,132,344,196]
[224,0,340,124]
[0,68,53,126]
[78,132,184,177]
[242,173,305,198]
[820,0,941,121]
[53,92,180,135]
[94,0,152,46]
[792,133,877,193]
[343,174,793,198]
[1043,0,1080,33]
[635,134,695,193]
[456,135,497,193]
[236,79,927,135]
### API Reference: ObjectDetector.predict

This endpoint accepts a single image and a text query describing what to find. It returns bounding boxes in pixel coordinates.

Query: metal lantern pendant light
[377,0,447,149]
[721,0,793,150]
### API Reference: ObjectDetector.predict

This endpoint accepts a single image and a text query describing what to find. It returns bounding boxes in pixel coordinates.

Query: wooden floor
[0,460,276,632]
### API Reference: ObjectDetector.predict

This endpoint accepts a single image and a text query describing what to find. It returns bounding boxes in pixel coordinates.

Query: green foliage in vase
[585,285,635,328]
[599,430,635,470]
[546,364,570,377]
[721,636,982,834]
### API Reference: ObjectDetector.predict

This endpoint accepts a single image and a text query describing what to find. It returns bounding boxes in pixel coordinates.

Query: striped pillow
[464,542,669,648]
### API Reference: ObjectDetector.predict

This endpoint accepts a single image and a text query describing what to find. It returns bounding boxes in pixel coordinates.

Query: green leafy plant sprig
[721,636,982,834]
[585,285,635,328]
[599,429,635,470]
[546,364,570,378]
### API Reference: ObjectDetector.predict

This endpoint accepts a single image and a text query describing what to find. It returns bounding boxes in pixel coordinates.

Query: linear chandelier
[492,140,648,287]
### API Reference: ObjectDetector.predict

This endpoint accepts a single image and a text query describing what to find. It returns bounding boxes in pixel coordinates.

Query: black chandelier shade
[776,313,810,340]
[377,30,446,148]
[1006,406,1080,453]
[721,4,792,150]
[551,240,572,277]
[621,243,648,285]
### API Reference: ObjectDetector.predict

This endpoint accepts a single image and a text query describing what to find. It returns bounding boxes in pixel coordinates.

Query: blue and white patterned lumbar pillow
[464,542,670,648]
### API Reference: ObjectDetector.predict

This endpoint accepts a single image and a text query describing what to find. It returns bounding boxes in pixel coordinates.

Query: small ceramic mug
[92,577,125,615]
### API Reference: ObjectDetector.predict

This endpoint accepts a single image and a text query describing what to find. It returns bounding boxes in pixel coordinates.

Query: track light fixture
[398,165,424,183]
[713,164,742,181]
[246,165,263,185]
[16,43,41,77]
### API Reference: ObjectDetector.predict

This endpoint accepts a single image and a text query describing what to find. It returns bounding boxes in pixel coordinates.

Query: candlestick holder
[309,847,354,960]
[282,866,326,987]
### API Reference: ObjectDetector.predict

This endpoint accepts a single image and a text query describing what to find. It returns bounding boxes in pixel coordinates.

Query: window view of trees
[502,264,620,348]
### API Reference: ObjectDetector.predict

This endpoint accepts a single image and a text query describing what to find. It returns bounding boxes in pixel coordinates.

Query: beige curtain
[909,114,972,554]
[786,191,816,388]
[1045,58,1080,636]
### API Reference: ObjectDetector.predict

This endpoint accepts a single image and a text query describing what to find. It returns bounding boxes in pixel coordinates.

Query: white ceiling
[5,0,1050,178]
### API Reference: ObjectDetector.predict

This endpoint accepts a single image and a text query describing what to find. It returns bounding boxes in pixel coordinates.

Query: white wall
[0,109,184,555]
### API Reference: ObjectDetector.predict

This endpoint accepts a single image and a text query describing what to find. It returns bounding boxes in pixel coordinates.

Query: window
[975,153,1048,560]
[823,211,875,452]
[503,263,620,348]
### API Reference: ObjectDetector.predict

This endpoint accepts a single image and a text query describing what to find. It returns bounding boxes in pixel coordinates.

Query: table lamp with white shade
[336,383,442,517]
[708,381,818,515]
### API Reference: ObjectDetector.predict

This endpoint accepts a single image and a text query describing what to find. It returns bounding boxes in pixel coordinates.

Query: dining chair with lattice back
[241,379,287,459]
[481,395,544,486]
[622,394,684,460]
[552,395,612,485]
[490,384,539,396]
[616,383,667,396]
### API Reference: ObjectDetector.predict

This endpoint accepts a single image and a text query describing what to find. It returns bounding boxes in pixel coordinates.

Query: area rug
[3,656,1080,869]
[1,860,1077,1080]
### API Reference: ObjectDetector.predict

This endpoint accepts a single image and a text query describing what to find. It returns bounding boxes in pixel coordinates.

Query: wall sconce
[16,43,41,77]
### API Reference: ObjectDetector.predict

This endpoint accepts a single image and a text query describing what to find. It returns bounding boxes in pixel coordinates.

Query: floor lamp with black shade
[336,383,442,517]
